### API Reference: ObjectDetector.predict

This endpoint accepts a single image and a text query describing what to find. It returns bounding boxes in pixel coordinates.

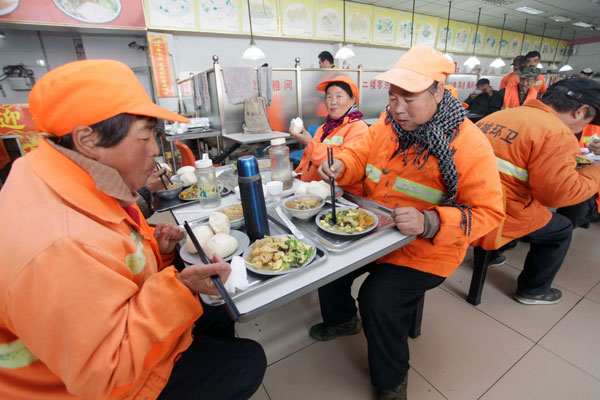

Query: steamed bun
[296,182,308,195]
[209,212,230,234]
[204,233,238,259]
[308,180,330,199]
[177,166,197,186]
[290,117,304,134]
[186,225,214,254]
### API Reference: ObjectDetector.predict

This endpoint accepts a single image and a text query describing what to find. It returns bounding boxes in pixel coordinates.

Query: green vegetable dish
[247,236,315,272]
[320,209,376,234]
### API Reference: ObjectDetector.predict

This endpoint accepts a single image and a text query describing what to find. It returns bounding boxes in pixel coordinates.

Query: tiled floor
[149,212,600,399]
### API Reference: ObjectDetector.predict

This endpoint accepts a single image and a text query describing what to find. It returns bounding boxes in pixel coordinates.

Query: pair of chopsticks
[327,148,337,226]
[183,221,239,320]
[155,163,173,190]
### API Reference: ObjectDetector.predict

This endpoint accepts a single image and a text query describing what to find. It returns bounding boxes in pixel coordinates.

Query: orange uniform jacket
[0,139,203,399]
[501,84,538,109]
[579,124,600,209]
[500,72,515,89]
[477,100,600,238]
[296,117,368,195]
[506,73,547,95]
[335,113,505,277]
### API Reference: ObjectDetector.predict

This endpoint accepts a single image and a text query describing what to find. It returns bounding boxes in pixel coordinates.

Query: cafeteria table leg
[408,295,424,339]
[467,247,490,306]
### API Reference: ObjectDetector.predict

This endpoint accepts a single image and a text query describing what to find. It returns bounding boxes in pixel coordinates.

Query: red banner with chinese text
[0,104,39,153]
[148,34,176,98]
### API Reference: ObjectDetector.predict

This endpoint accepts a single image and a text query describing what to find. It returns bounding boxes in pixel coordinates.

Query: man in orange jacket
[311,47,504,399]
[0,60,266,399]
[477,78,600,305]
[497,67,540,109]
[500,55,525,89]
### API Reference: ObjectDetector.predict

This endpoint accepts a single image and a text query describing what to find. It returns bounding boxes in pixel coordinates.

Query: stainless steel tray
[179,215,328,318]
[267,193,396,253]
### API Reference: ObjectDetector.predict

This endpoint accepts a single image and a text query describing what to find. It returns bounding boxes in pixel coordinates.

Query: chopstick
[183,221,239,320]
[155,162,173,189]
[327,148,337,225]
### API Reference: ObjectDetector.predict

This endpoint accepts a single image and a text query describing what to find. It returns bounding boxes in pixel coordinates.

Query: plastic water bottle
[237,155,270,241]
[195,153,221,209]
[269,138,293,190]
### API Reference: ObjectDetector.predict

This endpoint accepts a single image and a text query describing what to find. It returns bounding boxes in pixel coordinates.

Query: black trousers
[318,263,445,390]
[557,195,598,229]
[158,303,266,400]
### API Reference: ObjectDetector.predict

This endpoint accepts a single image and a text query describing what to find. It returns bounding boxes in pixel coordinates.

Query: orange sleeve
[500,73,512,89]
[336,122,381,187]
[305,120,369,170]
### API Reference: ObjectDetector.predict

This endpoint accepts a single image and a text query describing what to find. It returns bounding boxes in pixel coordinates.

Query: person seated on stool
[463,78,501,120]
[476,78,600,305]
[312,46,504,400]
[289,75,368,195]
[0,60,266,399]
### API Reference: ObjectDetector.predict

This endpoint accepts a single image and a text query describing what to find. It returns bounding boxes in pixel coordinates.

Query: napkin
[224,255,249,295]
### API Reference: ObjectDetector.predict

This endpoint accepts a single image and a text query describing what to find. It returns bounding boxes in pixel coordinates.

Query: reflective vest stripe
[0,339,37,369]
[323,136,344,146]
[496,157,529,182]
[392,177,447,205]
[365,164,382,184]
[581,136,592,145]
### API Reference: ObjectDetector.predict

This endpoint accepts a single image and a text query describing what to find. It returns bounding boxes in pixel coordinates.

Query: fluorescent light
[559,64,573,72]
[548,15,570,22]
[572,22,593,28]
[242,42,266,61]
[490,58,506,68]
[334,45,355,60]
[515,6,544,15]
[547,63,558,71]
[464,56,481,68]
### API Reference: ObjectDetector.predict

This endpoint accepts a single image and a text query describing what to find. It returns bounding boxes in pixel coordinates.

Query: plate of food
[180,228,249,264]
[53,0,121,23]
[316,207,378,236]
[0,0,19,16]
[244,235,316,275]
[576,153,594,166]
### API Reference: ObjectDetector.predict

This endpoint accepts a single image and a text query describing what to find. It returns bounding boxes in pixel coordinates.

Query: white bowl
[282,194,325,220]
[266,181,283,196]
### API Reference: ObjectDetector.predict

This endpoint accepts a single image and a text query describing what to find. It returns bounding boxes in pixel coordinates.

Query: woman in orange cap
[0,60,265,399]
[289,75,368,195]
[312,47,505,399]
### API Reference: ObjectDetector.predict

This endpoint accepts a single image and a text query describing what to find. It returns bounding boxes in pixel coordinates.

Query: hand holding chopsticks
[154,162,173,190]
[182,221,239,320]
[327,148,337,226]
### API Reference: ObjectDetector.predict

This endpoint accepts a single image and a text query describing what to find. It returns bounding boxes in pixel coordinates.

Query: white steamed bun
[209,212,230,234]
[204,233,238,259]
[186,225,214,254]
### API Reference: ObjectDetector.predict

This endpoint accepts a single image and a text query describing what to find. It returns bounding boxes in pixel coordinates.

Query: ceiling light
[36,59,46,67]
[515,6,544,15]
[242,0,266,61]
[464,8,482,68]
[548,15,571,22]
[559,64,573,72]
[572,22,593,28]
[465,56,481,68]
[490,58,506,68]
[489,14,507,69]
[547,62,558,71]
[334,0,355,60]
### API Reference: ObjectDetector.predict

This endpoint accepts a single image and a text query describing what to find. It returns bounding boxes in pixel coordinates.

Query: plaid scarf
[320,105,363,142]
[386,89,473,236]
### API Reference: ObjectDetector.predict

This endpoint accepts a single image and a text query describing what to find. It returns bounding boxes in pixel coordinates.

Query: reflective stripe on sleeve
[365,163,382,184]
[392,177,447,205]
[0,339,37,369]
[323,136,344,146]
[496,157,529,182]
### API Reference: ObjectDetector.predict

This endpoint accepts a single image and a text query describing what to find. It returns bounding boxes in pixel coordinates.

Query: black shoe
[488,253,506,268]
[377,377,407,400]
[309,315,362,341]
[514,288,562,305]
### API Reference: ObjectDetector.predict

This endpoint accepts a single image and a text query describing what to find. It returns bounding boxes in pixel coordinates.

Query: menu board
[241,0,278,36]
[482,27,502,56]
[395,11,413,47]
[344,2,371,43]
[371,6,396,45]
[0,0,145,29]
[526,34,541,53]
[414,14,438,47]
[198,0,241,33]
[144,0,197,30]
[503,30,522,57]
[280,0,314,38]
[314,0,343,40]
[540,38,558,61]
[449,21,472,53]
[435,20,451,51]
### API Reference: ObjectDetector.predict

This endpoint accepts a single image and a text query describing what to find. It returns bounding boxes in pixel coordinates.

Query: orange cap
[375,46,455,93]
[316,75,359,103]
[29,59,188,136]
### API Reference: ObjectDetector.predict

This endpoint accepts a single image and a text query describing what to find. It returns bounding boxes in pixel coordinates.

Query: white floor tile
[250,384,270,400]
[481,345,600,400]
[540,298,600,380]
[586,281,600,304]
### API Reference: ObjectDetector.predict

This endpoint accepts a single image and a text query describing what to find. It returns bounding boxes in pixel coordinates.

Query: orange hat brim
[375,68,434,93]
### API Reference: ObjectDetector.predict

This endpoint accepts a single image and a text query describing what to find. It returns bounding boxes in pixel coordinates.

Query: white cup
[234,186,241,200]
[266,181,283,196]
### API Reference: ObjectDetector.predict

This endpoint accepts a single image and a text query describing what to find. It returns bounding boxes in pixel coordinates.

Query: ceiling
[350,0,600,41]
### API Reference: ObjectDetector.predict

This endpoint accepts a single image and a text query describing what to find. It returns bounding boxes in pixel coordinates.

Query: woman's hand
[154,223,185,254]
[289,126,312,146]
[176,255,231,295]
[589,139,600,156]
[391,207,425,235]
[318,158,345,181]
[147,168,171,193]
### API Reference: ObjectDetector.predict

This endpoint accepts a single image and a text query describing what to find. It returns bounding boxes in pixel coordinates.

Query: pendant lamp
[464,8,482,68]
[546,27,563,72]
[334,0,355,60]
[489,14,507,68]
[242,0,265,60]
[559,30,576,72]
[536,23,547,69]
[442,1,453,60]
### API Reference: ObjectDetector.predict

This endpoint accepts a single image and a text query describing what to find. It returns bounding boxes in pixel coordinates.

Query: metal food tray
[179,216,328,319]
[267,193,396,253]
